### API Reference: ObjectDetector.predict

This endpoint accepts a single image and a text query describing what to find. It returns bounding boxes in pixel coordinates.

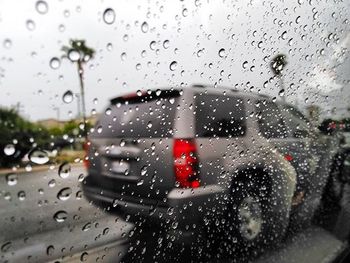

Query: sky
[0,0,349,121]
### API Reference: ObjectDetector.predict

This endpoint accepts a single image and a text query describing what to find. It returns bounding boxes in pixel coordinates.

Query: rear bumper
[82,177,225,243]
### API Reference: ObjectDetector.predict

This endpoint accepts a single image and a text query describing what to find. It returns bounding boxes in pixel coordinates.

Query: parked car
[82,85,340,247]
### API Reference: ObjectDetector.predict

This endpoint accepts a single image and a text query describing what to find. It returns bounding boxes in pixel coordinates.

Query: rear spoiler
[110,89,181,105]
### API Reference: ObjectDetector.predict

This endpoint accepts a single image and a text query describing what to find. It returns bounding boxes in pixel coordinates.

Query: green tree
[61,39,95,138]
[0,108,50,167]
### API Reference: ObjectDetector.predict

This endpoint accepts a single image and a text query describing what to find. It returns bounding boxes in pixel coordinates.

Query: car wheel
[226,179,288,250]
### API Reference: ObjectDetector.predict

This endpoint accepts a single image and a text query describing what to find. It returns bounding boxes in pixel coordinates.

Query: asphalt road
[0,164,349,263]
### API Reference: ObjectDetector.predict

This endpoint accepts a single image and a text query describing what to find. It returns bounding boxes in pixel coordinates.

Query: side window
[195,94,246,137]
[282,106,310,138]
[255,100,287,138]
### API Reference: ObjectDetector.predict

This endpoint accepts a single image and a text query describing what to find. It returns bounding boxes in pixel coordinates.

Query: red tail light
[173,139,200,188]
[83,141,91,168]
[284,154,293,162]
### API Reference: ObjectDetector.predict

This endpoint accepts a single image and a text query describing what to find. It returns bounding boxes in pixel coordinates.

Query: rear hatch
[86,89,181,203]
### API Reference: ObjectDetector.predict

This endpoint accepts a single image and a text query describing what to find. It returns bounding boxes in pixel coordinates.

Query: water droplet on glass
[18,191,26,201]
[121,52,127,61]
[46,245,55,256]
[48,179,56,188]
[36,1,48,14]
[50,57,61,69]
[28,149,49,164]
[57,187,72,201]
[62,90,74,104]
[26,20,36,31]
[281,31,287,40]
[149,41,156,50]
[80,252,89,262]
[141,21,149,33]
[105,108,111,115]
[136,90,143,96]
[6,174,17,186]
[106,43,113,51]
[58,162,71,178]
[97,126,103,133]
[218,48,226,58]
[3,39,12,49]
[82,222,91,231]
[137,179,144,186]
[163,40,169,49]
[1,242,11,253]
[169,61,177,71]
[53,210,67,222]
[25,164,32,172]
[68,49,80,62]
[103,8,115,25]
[4,144,15,156]
[242,61,248,69]
[279,89,285,97]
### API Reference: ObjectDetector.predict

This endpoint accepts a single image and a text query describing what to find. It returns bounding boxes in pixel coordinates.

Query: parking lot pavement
[1,164,350,263]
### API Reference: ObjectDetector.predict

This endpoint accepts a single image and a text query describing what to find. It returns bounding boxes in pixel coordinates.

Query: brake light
[173,139,200,188]
[83,141,91,168]
[284,154,293,162]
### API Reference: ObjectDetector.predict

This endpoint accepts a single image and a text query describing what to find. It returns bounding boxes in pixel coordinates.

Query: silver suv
[82,85,339,246]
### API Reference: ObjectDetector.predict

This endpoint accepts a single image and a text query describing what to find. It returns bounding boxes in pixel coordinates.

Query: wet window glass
[195,94,246,137]
[1,1,350,263]
[256,100,287,138]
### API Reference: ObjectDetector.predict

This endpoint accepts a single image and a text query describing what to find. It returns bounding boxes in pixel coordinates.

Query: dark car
[82,85,340,247]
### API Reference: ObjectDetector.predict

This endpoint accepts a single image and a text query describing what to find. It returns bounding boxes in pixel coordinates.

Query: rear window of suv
[91,89,180,138]
[195,94,246,137]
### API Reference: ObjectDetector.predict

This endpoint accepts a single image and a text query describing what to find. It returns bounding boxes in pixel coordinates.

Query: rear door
[194,93,248,186]
[255,100,312,194]
[87,90,181,203]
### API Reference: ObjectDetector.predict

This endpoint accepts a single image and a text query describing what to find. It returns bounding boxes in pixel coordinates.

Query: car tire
[225,178,289,250]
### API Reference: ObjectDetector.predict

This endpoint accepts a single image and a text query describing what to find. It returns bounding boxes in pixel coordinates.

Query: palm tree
[270,54,287,101]
[62,39,95,138]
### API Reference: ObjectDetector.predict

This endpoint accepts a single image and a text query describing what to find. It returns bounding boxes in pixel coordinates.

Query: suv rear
[82,85,336,246]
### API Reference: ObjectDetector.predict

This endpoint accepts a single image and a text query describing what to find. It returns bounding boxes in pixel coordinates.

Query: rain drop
[106,43,113,51]
[141,21,149,33]
[57,187,72,201]
[62,90,74,104]
[68,49,80,62]
[36,1,48,14]
[4,144,15,156]
[218,48,226,58]
[18,191,26,201]
[50,57,61,69]
[26,20,36,31]
[48,179,56,188]
[3,39,12,49]
[28,149,49,164]
[169,61,177,71]
[163,40,170,49]
[53,210,67,222]
[6,174,17,186]
[242,61,248,69]
[58,162,71,178]
[105,108,112,115]
[1,242,11,253]
[82,222,91,231]
[103,8,115,25]
[46,245,55,256]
